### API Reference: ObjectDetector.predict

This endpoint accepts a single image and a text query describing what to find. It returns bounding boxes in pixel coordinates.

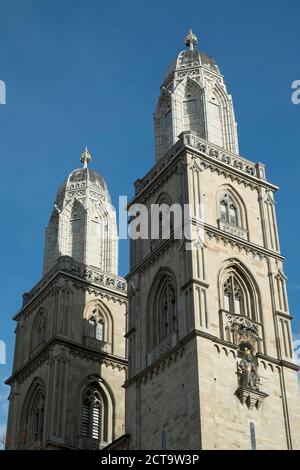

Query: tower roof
[44,147,117,276]
[163,30,220,83]
[56,148,109,200]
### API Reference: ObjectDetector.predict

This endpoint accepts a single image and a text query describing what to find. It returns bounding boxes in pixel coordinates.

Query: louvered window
[81,385,103,442]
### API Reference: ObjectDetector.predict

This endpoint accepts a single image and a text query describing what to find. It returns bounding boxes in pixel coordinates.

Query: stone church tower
[125,31,300,449]
[5,148,127,449]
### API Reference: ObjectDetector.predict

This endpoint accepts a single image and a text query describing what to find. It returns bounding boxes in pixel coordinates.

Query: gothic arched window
[81,384,103,442]
[148,272,177,348]
[31,310,46,353]
[20,379,45,449]
[32,392,45,443]
[223,275,245,315]
[220,193,239,227]
[151,193,175,250]
[88,309,104,342]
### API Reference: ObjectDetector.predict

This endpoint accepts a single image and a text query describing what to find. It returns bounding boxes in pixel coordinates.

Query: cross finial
[80,146,91,168]
[185,29,198,51]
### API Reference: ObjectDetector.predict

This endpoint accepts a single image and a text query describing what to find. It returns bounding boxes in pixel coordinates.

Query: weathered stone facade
[5,31,300,451]
[5,151,127,450]
[125,31,300,450]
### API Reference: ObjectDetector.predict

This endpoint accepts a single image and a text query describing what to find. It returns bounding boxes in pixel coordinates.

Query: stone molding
[16,256,127,320]
[127,224,284,280]
[125,328,299,387]
[23,256,126,307]
[5,336,127,385]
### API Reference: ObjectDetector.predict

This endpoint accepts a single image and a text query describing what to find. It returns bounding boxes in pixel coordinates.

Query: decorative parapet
[83,336,111,354]
[182,132,256,176]
[218,219,248,241]
[134,131,263,196]
[147,331,177,366]
[220,310,262,351]
[23,256,127,307]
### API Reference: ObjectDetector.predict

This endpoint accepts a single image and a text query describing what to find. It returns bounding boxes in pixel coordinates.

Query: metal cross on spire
[80,147,92,168]
[184,29,198,51]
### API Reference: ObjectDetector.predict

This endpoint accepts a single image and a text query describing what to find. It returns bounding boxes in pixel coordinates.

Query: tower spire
[184,29,198,51]
[80,146,91,168]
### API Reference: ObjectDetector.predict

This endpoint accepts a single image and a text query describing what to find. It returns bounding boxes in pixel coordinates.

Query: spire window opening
[183,99,197,115]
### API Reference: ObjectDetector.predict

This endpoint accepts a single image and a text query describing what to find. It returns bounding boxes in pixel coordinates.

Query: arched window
[32,392,45,444]
[223,275,244,315]
[81,384,103,442]
[148,271,177,348]
[220,193,239,227]
[88,310,104,342]
[84,302,112,352]
[220,262,262,350]
[220,262,261,323]
[31,310,46,353]
[151,193,175,250]
[68,199,85,262]
[20,379,45,449]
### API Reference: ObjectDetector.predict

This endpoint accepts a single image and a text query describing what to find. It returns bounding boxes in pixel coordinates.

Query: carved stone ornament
[236,343,268,409]
[236,386,268,410]
[226,313,260,349]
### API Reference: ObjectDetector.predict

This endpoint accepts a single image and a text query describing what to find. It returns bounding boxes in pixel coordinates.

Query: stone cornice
[257,353,300,372]
[204,224,285,261]
[124,329,238,387]
[126,223,284,280]
[126,237,179,280]
[15,257,127,320]
[124,329,298,387]
[275,310,294,321]
[24,256,126,304]
[5,336,127,385]
[181,278,210,291]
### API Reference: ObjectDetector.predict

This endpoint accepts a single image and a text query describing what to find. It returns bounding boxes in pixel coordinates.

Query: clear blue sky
[0,0,299,434]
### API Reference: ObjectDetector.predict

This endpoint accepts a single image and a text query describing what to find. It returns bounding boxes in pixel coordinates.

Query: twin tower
[6,31,300,450]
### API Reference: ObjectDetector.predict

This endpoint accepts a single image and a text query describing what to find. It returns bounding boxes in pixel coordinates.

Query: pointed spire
[80,146,91,168]
[184,29,198,51]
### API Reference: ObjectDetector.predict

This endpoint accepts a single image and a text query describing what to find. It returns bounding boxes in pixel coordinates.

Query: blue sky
[0,0,299,434]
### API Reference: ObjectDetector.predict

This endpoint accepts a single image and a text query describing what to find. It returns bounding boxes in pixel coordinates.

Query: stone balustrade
[23,256,127,306]
[135,131,261,195]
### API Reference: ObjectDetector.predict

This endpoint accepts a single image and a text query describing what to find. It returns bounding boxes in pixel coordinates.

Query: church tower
[125,31,300,450]
[5,149,127,449]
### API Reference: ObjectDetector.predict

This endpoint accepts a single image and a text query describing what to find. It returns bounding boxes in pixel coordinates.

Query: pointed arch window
[88,309,104,342]
[81,384,103,442]
[31,311,46,353]
[32,394,45,443]
[151,194,174,250]
[20,380,45,449]
[150,275,177,348]
[223,276,245,316]
[220,193,239,227]
[165,109,172,127]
